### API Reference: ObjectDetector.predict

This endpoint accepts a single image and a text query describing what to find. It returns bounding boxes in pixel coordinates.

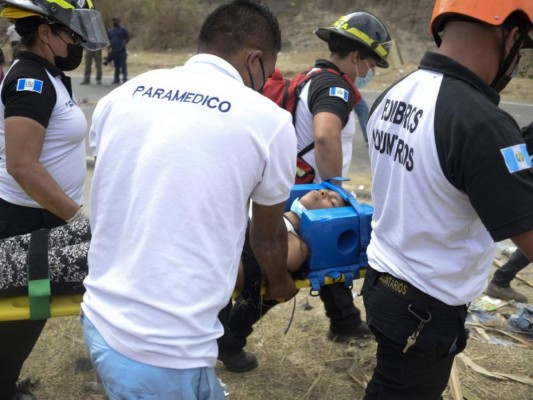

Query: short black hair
[15,16,44,46]
[198,0,281,56]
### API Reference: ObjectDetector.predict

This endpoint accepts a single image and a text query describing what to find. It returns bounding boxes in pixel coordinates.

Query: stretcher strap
[26,228,51,320]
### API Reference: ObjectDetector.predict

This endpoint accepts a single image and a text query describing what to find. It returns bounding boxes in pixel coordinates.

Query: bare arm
[250,201,297,301]
[313,111,343,182]
[510,230,533,262]
[286,232,308,273]
[5,116,81,221]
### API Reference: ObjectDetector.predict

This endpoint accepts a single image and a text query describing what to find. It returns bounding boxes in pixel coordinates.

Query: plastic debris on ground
[506,304,533,338]
[469,295,508,313]
[468,294,533,347]
[487,337,515,347]
[219,378,230,397]
[466,310,499,324]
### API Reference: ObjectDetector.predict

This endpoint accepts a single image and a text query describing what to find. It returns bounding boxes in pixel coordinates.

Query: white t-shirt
[82,54,296,369]
[0,58,86,207]
[367,68,496,306]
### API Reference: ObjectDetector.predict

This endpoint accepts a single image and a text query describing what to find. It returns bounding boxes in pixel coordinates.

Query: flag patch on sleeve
[16,78,43,93]
[329,87,349,102]
[500,144,532,173]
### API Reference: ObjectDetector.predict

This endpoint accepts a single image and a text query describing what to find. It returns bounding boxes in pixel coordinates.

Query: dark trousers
[319,283,362,332]
[217,226,279,355]
[362,266,468,400]
[0,199,64,399]
[112,51,128,83]
[492,249,530,287]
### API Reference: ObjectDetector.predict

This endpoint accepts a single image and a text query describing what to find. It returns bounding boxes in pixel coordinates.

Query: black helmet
[0,0,109,50]
[314,12,392,68]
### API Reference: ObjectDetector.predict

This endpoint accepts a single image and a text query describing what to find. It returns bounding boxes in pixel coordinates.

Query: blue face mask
[355,60,374,89]
[290,197,307,218]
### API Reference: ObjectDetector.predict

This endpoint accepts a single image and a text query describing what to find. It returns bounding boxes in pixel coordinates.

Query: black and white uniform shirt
[294,59,357,182]
[367,51,533,305]
[0,51,87,207]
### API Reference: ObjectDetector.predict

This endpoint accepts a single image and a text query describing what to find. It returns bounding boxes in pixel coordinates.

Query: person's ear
[38,24,52,45]
[246,49,263,69]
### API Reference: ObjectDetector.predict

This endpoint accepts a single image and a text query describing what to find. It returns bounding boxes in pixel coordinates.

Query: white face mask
[355,60,374,89]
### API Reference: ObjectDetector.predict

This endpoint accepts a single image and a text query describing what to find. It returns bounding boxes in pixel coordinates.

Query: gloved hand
[66,206,88,225]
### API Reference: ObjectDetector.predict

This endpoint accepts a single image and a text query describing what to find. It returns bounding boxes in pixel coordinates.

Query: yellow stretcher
[0,272,365,322]
[0,294,83,321]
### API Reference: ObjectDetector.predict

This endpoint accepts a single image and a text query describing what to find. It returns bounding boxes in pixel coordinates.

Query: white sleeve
[251,113,297,206]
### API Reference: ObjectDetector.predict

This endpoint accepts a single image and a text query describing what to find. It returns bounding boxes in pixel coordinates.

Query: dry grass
[17,51,533,399]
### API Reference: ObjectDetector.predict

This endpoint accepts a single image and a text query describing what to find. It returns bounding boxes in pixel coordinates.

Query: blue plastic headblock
[286,181,373,291]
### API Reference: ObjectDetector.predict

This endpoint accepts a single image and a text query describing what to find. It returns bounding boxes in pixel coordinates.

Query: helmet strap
[491,29,524,92]
[433,32,442,48]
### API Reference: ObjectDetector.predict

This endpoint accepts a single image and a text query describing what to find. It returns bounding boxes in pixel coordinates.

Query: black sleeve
[1,60,56,128]
[435,77,533,241]
[522,121,533,154]
[306,72,355,127]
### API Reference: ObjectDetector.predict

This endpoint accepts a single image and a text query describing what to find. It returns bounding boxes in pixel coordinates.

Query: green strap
[26,229,51,320]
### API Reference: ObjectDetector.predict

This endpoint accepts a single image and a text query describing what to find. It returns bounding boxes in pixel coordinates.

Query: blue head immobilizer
[286,180,373,292]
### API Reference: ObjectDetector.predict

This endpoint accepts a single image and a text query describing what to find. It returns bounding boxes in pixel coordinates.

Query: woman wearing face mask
[0,0,108,398]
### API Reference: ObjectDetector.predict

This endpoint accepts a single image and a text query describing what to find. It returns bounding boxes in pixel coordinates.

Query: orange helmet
[430,0,533,47]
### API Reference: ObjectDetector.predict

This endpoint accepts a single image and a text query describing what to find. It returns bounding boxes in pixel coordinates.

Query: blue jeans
[82,314,225,400]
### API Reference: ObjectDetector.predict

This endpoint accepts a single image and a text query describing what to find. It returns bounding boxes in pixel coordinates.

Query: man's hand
[264,271,298,302]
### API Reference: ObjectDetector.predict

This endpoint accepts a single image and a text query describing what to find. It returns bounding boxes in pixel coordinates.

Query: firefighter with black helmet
[362,1,533,398]
[314,11,392,68]
[0,1,107,398]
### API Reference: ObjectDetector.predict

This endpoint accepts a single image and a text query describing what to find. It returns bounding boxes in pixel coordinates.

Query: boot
[218,349,258,373]
[327,320,373,342]
[485,282,527,303]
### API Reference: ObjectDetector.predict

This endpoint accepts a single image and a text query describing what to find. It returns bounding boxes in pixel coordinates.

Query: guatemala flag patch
[16,78,43,93]
[500,144,532,173]
[329,87,349,102]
